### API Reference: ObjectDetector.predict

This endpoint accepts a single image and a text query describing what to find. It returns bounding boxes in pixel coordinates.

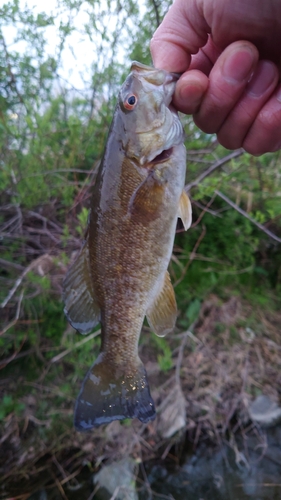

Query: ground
[1,290,281,499]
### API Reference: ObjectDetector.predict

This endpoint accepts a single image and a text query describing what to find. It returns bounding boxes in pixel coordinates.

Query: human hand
[150,0,281,155]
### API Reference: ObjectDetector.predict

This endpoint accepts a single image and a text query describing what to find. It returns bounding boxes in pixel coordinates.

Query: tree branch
[215,190,281,244]
[0,30,26,110]
[151,0,161,27]
[185,148,244,192]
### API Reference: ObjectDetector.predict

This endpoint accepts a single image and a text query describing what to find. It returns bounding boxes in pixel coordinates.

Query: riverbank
[1,291,281,499]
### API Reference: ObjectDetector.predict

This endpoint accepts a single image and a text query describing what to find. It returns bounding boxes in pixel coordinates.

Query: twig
[60,468,83,486]
[236,483,281,488]
[148,490,176,500]
[25,226,60,244]
[52,474,69,500]
[52,455,68,480]
[5,495,30,500]
[215,190,281,244]
[0,289,24,336]
[0,258,24,271]
[203,265,254,275]
[192,192,217,228]
[151,0,161,27]
[173,225,206,287]
[186,147,216,155]
[20,168,95,179]
[192,199,222,217]
[1,254,50,308]
[1,213,20,232]
[50,329,101,363]
[172,251,227,266]
[24,381,75,402]
[185,148,244,192]
[28,211,62,232]
[1,30,27,110]
[87,483,100,500]
[0,332,26,369]
[175,333,189,385]
[175,323,198,384]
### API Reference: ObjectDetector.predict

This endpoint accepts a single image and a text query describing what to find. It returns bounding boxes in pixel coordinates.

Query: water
[139,427,281,500]
[24,427,281,500]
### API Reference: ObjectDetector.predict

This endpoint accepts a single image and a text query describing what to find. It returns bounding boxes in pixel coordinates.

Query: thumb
[150,0,209,72]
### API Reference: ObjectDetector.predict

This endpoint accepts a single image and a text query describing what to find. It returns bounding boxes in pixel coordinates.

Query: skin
[150,0,281,155]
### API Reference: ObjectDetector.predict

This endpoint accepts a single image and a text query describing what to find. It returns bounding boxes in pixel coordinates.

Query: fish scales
[63,62,192,430]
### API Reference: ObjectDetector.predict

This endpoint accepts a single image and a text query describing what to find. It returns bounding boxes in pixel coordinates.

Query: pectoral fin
[179,190,192,230]
[146,271,177,337]
[63,241,100,334]
[128,171,165,223]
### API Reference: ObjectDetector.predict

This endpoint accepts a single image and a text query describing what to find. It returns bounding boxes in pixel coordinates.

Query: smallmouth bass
[63,62,192,431]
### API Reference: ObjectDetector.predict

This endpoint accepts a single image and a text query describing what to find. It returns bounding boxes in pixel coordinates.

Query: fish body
[63,62,192,431]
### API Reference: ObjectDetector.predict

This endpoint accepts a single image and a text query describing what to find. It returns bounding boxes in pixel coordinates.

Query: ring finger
[217,60,279,150]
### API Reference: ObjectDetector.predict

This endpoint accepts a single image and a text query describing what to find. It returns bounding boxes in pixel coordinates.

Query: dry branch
[185,148,244,192]
[215,190,281,243]
[174,225,206,288]
[0,290,24,336]
[50,329,101,363]
[1,254,52,308]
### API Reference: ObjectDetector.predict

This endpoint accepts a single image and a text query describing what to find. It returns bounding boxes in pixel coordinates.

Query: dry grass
[2,289,281,498]
[1,186,281,498]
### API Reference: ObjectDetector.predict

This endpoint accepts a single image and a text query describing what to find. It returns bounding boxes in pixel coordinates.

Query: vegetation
[1,0,281,498]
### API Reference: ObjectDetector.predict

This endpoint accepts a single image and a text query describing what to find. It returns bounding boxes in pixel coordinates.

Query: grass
[2,278,281,498]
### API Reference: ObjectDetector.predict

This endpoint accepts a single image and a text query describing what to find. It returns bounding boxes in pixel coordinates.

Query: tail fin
[74,353,156,431]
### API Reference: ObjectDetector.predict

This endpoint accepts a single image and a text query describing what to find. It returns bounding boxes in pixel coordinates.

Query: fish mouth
[131,61,181,87]
[165,72,181,84]
[151,147,173,164]
[163,75,180,107]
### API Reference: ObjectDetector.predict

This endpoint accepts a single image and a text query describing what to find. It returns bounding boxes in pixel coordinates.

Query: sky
[2,0,145,90]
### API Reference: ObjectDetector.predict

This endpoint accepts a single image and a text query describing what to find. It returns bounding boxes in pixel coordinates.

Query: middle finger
[193,41,259,133]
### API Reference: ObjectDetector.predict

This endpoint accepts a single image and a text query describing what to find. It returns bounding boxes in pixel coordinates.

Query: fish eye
[124,94,137,110]
[128,95,136,105]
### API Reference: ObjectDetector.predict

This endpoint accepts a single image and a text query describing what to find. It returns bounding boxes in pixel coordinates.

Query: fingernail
[247,61,277,97]
[222,47,255,84]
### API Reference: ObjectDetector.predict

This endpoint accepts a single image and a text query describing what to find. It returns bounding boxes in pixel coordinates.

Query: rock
[249,395,281,427]
[93,457,138,500]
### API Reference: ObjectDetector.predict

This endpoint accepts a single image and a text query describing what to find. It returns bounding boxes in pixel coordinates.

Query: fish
[63,61,192,431]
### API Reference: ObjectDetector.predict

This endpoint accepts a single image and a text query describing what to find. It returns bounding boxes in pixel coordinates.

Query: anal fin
[63,241,100,334]
[146,271,177,337]
[179,190,192,230]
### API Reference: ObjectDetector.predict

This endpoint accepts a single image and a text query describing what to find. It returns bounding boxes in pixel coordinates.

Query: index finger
[150,0,209,72]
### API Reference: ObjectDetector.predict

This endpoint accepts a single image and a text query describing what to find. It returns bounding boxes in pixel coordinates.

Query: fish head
[118,61,183,166]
